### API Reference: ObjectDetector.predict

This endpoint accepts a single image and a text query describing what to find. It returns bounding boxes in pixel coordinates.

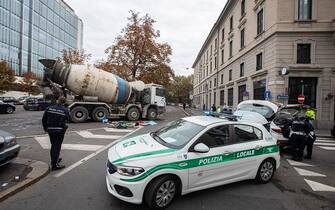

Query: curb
[316,135,334,138]
[0,158,49,201]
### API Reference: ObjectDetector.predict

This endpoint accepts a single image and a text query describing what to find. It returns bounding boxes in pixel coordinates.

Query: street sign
[277,95,289,100]
[298,94,305,104]
[264,91,271,99]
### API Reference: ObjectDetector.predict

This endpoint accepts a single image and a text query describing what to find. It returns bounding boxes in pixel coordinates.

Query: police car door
[187,124,237,190]
[227,123,265,179]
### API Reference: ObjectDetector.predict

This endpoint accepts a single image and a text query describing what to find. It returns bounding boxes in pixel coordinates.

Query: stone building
[192,0,335,129]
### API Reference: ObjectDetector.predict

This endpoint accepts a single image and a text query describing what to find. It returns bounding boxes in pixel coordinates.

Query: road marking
[304,179,335,192]
[318,146,335,151]
[315,140,335,143]
[104,128,134,133]
[77,130,122,139]
[35,136,103,151]
[54,126,143,178]
[286,159,313,167]
[294,167,326,177]
[314,142,335,146]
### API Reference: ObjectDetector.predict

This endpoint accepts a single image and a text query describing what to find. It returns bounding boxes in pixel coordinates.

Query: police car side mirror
[192,143,210,153]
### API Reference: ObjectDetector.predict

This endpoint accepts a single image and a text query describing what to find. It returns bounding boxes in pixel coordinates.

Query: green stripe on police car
[120,145,279,182]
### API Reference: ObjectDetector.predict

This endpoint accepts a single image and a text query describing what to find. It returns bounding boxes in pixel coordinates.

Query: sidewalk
[0,158,49,201]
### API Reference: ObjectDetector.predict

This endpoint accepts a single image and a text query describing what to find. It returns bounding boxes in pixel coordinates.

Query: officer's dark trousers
[290,134,305,159]
[305,141,314,158]
[48,131,65,167]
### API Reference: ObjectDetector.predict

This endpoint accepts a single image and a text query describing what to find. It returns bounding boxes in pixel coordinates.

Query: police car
[106,116,280,209]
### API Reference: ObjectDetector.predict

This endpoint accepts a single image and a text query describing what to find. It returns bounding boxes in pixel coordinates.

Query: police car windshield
[152,119,205,149]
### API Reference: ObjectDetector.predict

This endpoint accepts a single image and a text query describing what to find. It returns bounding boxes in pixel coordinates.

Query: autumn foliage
[0,61,15,93]
[61,48,91,65]
[21,71,39,96]
[98,11,174,86]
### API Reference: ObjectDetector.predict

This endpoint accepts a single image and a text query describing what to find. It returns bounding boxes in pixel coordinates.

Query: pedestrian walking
[183,102,186,110]
[202,104,206,111]
[42,96,70,170]
[304,110,316,159]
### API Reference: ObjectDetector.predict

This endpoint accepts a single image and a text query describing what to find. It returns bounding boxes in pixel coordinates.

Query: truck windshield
[151,119,204,149]
[156,88,165,97]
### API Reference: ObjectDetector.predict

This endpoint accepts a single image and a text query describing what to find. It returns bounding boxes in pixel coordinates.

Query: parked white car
[106,116,280,209]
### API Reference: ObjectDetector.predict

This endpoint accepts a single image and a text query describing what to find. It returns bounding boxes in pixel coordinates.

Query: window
[210,45,212,55]
[214,78,217,87]
[238,85,246,103]
[156,88,165,97]
[221,74,224,84]
[298,0,312,20]
[240,28,245,48]
[220,90,225,105]
[229,69,232,81]
[196,125,230,148]
[215,38,218,48]
[210,61,212,73]
[297,44,311,64]
[221,49,224,64]
[240,62,244,77]
[230,16,233,32]
[233,125,262,143]
[229,40,233,58]
[256,53,263,70]
[257,9,264,35]
[228,88,234,106]
[222,28,225,41]
[154,119,205,149]
[241,0,246,16]
[210,81,212,89]
[215,57,217,69]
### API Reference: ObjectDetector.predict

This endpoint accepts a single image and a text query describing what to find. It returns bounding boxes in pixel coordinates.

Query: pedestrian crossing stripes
[34,128,136,152]
[315,137,335,151]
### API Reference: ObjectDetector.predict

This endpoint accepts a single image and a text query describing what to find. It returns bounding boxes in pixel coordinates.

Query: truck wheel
[127,107,140,121]
[92,106,109,122]
[70,106,89,123]
[6,107,14,114]
[147,108,157,120]
[144,175,178,209]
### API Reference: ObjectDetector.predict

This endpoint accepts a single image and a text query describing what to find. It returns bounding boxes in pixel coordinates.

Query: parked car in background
[0,97,17,105]
[0,101,16,114]
[235,100,280,132]
[0,130,20,167]
[23,97,52,111]
[15,96,29,105]
[270,104,312,143]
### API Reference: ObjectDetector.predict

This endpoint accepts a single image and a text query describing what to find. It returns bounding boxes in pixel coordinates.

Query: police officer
[288,116,310,161]
[42,96,70,170]
[304,110,316,159]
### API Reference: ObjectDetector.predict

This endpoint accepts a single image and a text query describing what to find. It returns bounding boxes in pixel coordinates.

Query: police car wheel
[144,176,178,209]
[256,159,275,184]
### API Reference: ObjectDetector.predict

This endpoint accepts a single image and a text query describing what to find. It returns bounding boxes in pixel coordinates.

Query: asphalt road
[0,106,334,210]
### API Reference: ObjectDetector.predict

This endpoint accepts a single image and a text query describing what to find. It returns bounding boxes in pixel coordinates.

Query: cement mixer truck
[38,59,166,123]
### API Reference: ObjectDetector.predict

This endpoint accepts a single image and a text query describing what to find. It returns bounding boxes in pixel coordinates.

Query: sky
[66,0,228,76]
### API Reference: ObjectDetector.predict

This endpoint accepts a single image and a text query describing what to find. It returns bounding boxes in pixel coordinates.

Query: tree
[100,11,174,85]
[61,48,91,65]
[0,61,15,93]
[166,75,193,103]
[21,71,38,96]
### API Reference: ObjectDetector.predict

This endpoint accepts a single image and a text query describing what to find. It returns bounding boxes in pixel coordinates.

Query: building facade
[192,0,335,129]
[0,0,83,77]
